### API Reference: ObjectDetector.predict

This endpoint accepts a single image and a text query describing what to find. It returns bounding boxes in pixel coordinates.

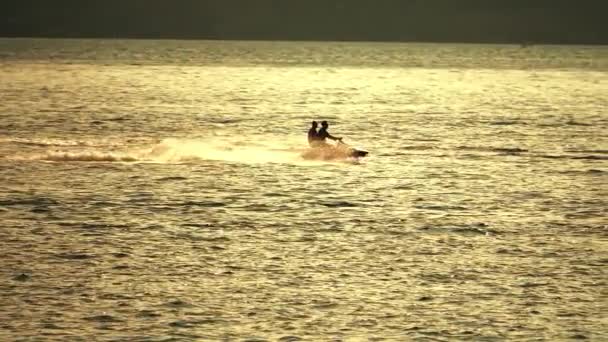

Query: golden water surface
[1,39,607,340]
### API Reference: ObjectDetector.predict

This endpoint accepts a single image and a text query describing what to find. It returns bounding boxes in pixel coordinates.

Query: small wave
[180,201,226,207]
[399,145,437,151]
[493,147,528,153]
[321,201,359,208]
[83,314,124,323]
[564,149,608,154]
[0,137,93,147]
[12,273,31,282]
[558,169,606,175]
[419,224,497,236]
[539,154,608,161]
[566,120,593,126]
[456,146,527,153]
[413,138,441,142]
[539,120,595,127]
[163,299,195,308]
[56,252,96,260]
[106,116,129,122]
[0,197,59,206]
[157,176,188,181]
[537,123,563,128]
[490,121,524,126]
[198,115,245,124]
[414,204,468,211]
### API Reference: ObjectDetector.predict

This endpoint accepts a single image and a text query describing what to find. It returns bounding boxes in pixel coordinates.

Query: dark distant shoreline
[1,0,606,46]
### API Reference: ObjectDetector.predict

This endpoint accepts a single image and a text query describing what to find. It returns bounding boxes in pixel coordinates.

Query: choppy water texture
[1,39,607,340]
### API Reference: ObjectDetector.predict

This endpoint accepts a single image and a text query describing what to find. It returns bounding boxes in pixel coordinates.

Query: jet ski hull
[301,144,368,161]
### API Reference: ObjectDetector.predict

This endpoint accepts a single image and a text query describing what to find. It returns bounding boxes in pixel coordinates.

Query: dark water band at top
[2,1,607,45]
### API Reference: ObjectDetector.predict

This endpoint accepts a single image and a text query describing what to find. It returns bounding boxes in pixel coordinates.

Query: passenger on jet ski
[307,121,319,147]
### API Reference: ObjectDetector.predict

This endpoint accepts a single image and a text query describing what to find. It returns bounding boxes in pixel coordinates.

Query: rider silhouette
[307,121,319,146]
[316,121,341,146]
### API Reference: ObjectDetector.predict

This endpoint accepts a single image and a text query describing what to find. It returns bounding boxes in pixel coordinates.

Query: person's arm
[327,132,342,141]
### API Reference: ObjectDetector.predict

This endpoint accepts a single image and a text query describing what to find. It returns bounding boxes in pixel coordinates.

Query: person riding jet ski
[313,120,342,147]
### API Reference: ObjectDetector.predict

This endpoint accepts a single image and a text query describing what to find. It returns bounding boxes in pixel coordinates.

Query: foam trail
[145,138,303,164]
[1,137,111,147]
[38,151,138,162]
[14,137,337,165]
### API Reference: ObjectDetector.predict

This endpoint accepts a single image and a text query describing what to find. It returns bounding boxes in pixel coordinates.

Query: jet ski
[301,140,368,161]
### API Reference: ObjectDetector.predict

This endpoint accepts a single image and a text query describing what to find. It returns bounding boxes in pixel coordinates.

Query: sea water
[0,38,607,340]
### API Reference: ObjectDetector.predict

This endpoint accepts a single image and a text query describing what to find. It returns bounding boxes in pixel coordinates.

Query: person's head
[311,121,318,128]
[321,120,328,128]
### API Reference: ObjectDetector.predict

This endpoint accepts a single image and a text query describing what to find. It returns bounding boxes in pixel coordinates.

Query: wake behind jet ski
[302,120,368,160]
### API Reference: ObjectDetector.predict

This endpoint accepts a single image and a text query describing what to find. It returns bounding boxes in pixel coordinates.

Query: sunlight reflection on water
[1,40,607,340]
